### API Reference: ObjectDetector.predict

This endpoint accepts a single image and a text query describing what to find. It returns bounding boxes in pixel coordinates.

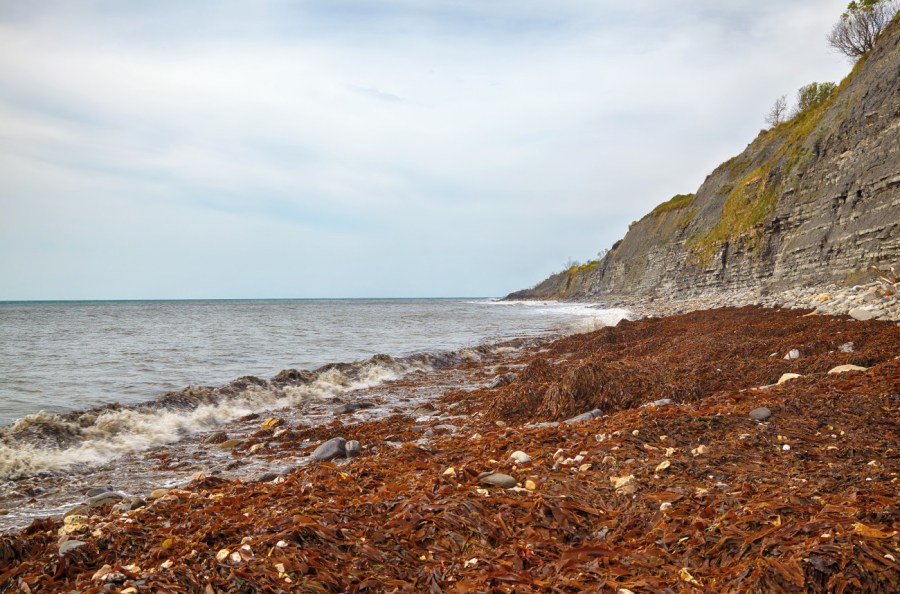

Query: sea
[0,299,629,488]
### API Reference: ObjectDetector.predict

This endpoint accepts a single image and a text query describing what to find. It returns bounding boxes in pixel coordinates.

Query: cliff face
[509,20,900,301]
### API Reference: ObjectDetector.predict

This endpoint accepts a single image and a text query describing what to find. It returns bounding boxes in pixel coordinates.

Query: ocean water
[0,299,628,482]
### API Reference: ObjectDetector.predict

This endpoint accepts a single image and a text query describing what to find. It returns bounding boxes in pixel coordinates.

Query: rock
[783,349,800,360]
[334,402,375,414]
[479,473,517,488]
[256,472,280,483]
[218,439,243,450]
[412,404,437,416]
[691,445,709,456]
[112,498,145,513]
[777,373,802,385]
[509,451,531,464]
[643,398,673,407]
[59,515,91,536]
[827,364,869,374]
[749,407,772,421]
[202,431,229,445]
[147,488,170,500]
[64,504,89,519]
[312,437,347,461]
[86,491,124,509]
[58,540,87,556]
[85,486,115,497]
[0,508,7,515]
[488,372,517,389]
[345,440,362,458]
[260,417,284,431]
[838,342,855,353]
[524,479,538,490]
[849,307,877,321]
[564,408,604,423]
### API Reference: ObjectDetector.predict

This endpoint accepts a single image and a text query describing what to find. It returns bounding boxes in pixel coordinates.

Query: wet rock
[827,364,868,374]
[345,440,362,458]
[312,437,347,461]
[564,408,604,423]
[0,508,8,516]
[112,498,145,513]
[334,402,375,414]
[87,491,124,509]
[202,431,229,445]
[412,404,437,416]
[260,417,284,431]
[65,504,89,519]
[509,451,531,464]
[433,424,458,432]
[750,407,772,421]
[219,439,243,450]
[58,540,87,556]
[256,472,280,483]
[85,486,115,497]
[849,307,877,321]
[479,473,517,488]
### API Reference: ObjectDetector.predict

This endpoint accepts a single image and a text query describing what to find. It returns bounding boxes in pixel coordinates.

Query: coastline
[2,303,897,592]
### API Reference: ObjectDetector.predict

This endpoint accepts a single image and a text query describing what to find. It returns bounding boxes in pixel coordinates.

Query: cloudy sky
[0,0,852,299]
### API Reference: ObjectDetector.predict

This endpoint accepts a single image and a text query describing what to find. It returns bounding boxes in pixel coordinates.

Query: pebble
[260,417,284,431]
[524,479,538,490]
[58,540,87,556]
[564,408,604,423]
[509,451,531,464]
[777,373,802,384]
[334,402,375,414]
[784,349,800,360]
[312,437,347,461]
[827,364,868,374]
[839,342,855,353]
[849,307,878,321]
[256,472,280,483]
[749,407,772,421]
[218,439,243,450]
[0,508,7,516]
[202,431,229,445]
[345,440,362,458]
[147,488,170,501]
[479,473,517,488]
[643,398,673,407]
[87,491,124,509]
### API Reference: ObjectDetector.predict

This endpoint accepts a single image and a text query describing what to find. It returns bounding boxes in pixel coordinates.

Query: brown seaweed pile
[1,306,898,593]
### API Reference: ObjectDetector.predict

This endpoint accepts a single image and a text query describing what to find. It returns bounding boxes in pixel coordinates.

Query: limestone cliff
[509,19,900,301]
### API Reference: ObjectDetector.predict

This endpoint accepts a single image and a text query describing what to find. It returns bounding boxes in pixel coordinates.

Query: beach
[2,304,897,592]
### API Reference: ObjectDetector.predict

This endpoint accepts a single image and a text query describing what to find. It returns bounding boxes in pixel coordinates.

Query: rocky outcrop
[509,19,900,302]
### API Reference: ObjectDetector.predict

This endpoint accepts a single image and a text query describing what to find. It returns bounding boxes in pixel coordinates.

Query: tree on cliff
[765,94,788,127]
[827,0,899,58]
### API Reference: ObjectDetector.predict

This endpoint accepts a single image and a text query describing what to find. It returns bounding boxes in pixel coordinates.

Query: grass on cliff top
[689,54,869,268]
[649,193,695,216]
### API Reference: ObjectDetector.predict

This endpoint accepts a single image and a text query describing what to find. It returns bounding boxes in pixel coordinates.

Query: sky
[0,0,853,300]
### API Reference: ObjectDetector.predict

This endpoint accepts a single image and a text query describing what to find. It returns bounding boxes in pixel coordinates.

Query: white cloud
[0,0,852,298]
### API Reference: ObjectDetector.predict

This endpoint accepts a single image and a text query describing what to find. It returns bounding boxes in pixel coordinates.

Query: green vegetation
[649,193,695,216]
[828,0,899,58]
[563,260,601,276]
[690,57,867,267]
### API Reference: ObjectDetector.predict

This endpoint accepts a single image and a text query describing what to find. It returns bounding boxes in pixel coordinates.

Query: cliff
[508,19,900,302]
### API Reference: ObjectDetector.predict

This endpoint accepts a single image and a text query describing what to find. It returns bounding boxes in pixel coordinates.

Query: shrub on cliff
[828,0,899,59]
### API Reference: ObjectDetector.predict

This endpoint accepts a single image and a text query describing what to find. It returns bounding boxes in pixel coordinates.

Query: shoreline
[1,304,898,592]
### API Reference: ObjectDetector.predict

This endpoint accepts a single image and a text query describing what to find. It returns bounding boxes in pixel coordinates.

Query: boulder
[312,437,347,461]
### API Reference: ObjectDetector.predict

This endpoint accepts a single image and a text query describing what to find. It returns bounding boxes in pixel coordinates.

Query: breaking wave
[0,347,494,481]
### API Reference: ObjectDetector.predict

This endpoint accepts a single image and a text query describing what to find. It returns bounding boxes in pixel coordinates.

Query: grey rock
[85,486,115,497]
[312,437,347,461]
[112,498,145,513]
[564,408,604,423]
[87,491,124,509]
[479,473,517,488]
[58,540,87,556]
[345,440,362,458]
[65,504,89,518]
[749,407,772,421]
[488,373,517,389]
[849,307,878,321]
[256,472,280,483]
[334,402,375,414]
[433,424,458,432]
